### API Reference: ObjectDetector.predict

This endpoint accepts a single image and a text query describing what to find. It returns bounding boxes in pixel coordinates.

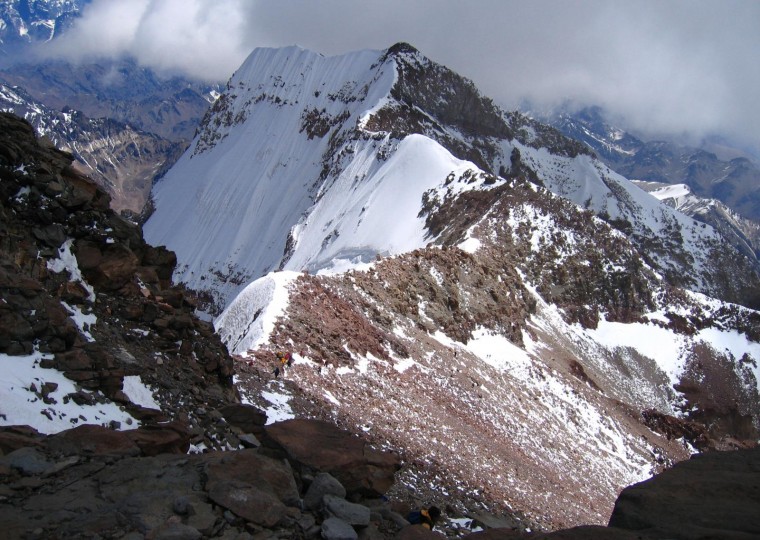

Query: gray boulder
[1,447,53,475]
[321,517,358,540]
[323,494,371,527]
[304,472,347,510]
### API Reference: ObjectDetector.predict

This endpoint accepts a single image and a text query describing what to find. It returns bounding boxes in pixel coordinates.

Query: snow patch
[0,350,138,434]
[122,375,161,410]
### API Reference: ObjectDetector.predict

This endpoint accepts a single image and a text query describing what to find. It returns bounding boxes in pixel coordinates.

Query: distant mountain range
[0,0,86,58]
[541,106,760,223]
[0,81,185,214]
[0,57,220,142]
[0,0,219,215]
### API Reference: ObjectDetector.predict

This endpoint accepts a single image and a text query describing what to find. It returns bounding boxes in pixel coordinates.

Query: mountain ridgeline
[143,43,760,528]
[0,82,186,215]
[545,106,760,257]
[147,42,760,314]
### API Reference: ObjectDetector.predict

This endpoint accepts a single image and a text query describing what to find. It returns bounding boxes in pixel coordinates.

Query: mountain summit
[144,43,760,315]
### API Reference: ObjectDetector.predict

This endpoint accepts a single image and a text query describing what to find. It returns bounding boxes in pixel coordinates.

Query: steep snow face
[144,46,401,313]
[284,134,476,273]
[146,44,759,315]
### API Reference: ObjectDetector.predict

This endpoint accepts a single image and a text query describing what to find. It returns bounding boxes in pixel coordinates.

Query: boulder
[126,421,191,456]
[208,480,286,528]
[608,447,760,539]
[304,472,347,510]
[323,494,371,527]
[265,419,400,497]
[395,525,439,540]
[0,447,53,475]
[46,424,141,457]
[467,526,645,540]
[321,517,358,540]
[147,519,202,540]
[0,426,44,455]
[218,403,267,435]
[92,244,139,290]
[205,449,300,506]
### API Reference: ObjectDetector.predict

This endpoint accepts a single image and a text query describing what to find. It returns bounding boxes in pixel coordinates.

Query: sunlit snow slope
[144,46,413,312]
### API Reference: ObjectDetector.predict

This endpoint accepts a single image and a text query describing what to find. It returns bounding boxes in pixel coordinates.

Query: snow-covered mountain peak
[145,43,760,317]
[145,43,497,314]
[191,45,395,156]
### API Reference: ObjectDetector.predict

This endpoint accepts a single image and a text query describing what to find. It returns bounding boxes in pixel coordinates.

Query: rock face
[265,419,401,497]
[231,196,759,527]
[473,446,760,540]
[0,421,407,540]
[608,447,760,539]
[0,112,237,447]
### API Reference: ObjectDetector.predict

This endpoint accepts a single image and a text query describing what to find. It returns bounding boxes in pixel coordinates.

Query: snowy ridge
[145,46,402,312]
[512,144,743,296]
[145,44,757,314]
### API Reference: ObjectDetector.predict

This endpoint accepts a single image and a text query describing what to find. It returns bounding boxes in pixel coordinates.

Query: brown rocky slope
[2,112,760,539]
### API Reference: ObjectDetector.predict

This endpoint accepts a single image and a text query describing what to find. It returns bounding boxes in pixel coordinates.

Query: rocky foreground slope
[0,111,237,443]
[2,417,758,540]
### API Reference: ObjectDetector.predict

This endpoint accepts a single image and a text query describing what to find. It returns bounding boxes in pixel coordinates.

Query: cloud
[40,0,253,81]
[38,0,760,151]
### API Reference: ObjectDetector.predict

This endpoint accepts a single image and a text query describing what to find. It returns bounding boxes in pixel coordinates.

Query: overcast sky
[43,0,760,153]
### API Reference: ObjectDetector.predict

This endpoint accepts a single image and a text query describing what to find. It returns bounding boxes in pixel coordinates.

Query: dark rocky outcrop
[0,112,237,447]
[462,446,760,540]
[264,418,401,498]
[608,447,760,539]
[0,420,409,540]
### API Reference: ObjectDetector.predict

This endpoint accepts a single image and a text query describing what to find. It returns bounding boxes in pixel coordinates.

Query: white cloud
[38,0,760,152]
[42,0,254,81]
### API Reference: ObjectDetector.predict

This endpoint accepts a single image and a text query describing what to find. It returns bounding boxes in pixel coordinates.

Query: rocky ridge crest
[229,174,759,529]
[0,111,235,444]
